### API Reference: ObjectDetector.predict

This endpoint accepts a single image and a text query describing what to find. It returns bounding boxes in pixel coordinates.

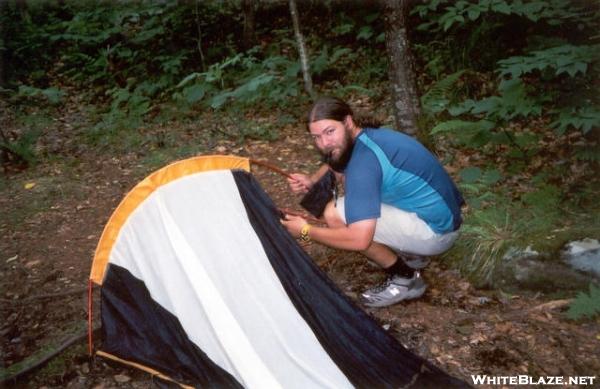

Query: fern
[430,119,496,135]
[421,70,465,114]
[551,107,600,135]
[567,284,600,320]
[574,146,600,163]
[0,128,41,166]
[497,44,600,79]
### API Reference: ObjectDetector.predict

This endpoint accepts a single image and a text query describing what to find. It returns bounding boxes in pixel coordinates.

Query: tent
[88,155,468,388]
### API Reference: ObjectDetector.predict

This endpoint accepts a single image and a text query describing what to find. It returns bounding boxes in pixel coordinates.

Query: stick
[0,325,100,384]
[0,287,87,305]
[530,299,573,311]
[250,159,294,179]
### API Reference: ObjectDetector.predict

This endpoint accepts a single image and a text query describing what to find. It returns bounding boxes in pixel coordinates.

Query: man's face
[309,119,354,171]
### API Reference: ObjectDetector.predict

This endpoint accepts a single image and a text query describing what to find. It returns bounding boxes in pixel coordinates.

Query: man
[281,97,464,308]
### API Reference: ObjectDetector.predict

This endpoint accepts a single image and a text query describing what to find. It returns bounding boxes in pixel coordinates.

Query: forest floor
[1,102,599,388]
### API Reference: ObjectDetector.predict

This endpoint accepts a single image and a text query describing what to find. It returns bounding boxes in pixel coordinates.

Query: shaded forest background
[1,0,599,326]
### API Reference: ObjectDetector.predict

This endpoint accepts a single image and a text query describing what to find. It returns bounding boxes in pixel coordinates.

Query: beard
[321,126,354,172]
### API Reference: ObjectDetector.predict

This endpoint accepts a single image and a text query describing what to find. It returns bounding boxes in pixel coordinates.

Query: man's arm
[282,215,376,251]
[288,164,330,193]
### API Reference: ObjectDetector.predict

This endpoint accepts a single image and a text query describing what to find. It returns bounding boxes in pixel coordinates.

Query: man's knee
[322,201,345,228]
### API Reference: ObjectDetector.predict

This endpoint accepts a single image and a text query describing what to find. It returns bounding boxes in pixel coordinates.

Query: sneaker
[360,271,427,308]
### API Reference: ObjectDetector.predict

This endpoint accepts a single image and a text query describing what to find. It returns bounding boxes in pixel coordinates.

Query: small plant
[12,85,65,105]
[566,284,600,320]
[0,128,41,167]
[453,203,522,285]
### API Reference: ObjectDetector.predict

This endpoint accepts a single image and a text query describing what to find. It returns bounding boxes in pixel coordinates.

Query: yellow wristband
[300,224,311,242]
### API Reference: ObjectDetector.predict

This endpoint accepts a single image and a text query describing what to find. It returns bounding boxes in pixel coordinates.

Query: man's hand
[280,214,307,238]
[287,173,313,194]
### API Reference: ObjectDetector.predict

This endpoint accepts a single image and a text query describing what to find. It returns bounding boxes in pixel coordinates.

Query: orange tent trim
[89,155,250,285]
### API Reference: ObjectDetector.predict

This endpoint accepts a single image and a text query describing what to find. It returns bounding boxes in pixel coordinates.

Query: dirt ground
[1,110,599,388]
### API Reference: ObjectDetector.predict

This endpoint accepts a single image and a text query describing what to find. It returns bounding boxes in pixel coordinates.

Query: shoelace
[368,277,395,293]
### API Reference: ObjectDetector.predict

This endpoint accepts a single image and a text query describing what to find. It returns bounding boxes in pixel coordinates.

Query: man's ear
[344,115,355,129]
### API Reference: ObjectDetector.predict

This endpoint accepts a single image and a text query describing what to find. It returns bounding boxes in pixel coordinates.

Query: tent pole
[88,279,94,356]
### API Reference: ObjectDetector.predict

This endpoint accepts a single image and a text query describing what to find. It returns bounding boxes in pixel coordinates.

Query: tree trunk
[194,0,206,71]
[382,0,420,135]
[0,1,7,88]
[242,0,257,51]
[289,0,315,99]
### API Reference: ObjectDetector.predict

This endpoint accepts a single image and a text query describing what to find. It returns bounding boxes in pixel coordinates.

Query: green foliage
[416,0,600,154]
[573,145,600,163]
[413,0,596,32]
[2,0,387,149]
[421,70,466,114]
[567,284,600,320]
[431,119,496,148]
[12,86,65,105]
[173,45,309,112]
[498,44,599,79]
[454,202,523,284]
[0,128,41,166]
[551,107,600,134]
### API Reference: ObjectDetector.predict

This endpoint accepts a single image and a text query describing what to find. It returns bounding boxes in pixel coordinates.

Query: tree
[381,0,420,135]
[289,0,315,99]
[241,0,257,51]
[0,0,7,88]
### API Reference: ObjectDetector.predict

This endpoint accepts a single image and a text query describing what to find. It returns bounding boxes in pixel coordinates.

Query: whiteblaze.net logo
[471,375,597,386]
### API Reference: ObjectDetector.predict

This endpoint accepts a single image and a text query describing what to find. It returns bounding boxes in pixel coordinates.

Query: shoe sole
[362,284,427,308]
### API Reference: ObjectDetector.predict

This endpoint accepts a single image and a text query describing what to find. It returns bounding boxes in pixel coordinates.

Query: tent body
[89,155,468,388]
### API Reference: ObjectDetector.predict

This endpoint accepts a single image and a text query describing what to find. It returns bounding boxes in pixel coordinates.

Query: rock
[490,244,597,294]
[561,238,600,279]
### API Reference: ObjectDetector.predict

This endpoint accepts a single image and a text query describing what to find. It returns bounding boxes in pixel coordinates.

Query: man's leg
[324,200,428,307]
[322,201,415,276]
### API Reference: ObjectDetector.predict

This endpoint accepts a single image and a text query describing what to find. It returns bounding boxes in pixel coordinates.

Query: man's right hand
[287,173,313,194]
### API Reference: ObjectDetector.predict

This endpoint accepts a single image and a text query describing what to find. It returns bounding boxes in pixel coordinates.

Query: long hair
[307,96,382,129]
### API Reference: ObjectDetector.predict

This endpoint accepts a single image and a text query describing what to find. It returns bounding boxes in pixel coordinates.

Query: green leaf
[209,91,231,109]
[481,169,502,185]
[567,284,600,320]
[176,72,203,88]
[460,167,482,183]
[357,26,374,40]
[183,84,206,103]
[430,119,496,135]
[492,2,511,14]
[467,8,481,20]
[41,87,65,105]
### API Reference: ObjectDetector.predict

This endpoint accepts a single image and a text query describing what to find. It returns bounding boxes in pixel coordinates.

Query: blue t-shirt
[343,128,464,234]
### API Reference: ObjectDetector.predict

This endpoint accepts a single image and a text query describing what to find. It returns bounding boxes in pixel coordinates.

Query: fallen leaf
[113,374,131,383]
[6,255,18,263]
[25,260,41,269]
[24,182,36,189]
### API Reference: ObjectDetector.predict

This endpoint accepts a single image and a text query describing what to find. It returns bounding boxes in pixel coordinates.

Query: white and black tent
[88,155,468,388]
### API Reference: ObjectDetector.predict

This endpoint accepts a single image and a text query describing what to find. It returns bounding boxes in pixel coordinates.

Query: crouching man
[282,97,464,307]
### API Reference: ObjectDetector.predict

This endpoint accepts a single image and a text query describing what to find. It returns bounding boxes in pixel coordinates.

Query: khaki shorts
[335,196,459,257]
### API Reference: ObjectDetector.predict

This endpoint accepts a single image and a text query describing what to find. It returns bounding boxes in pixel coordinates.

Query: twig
[250,159,294,179]
[530,298,573,312]
[0,287,87,305]
[194,0,206,72]
[0,325,100,385]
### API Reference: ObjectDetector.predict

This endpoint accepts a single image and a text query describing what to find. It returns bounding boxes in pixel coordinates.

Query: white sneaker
[360,271,427,308]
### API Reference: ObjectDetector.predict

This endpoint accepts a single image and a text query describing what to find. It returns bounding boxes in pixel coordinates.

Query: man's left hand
[280,214,307,238]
